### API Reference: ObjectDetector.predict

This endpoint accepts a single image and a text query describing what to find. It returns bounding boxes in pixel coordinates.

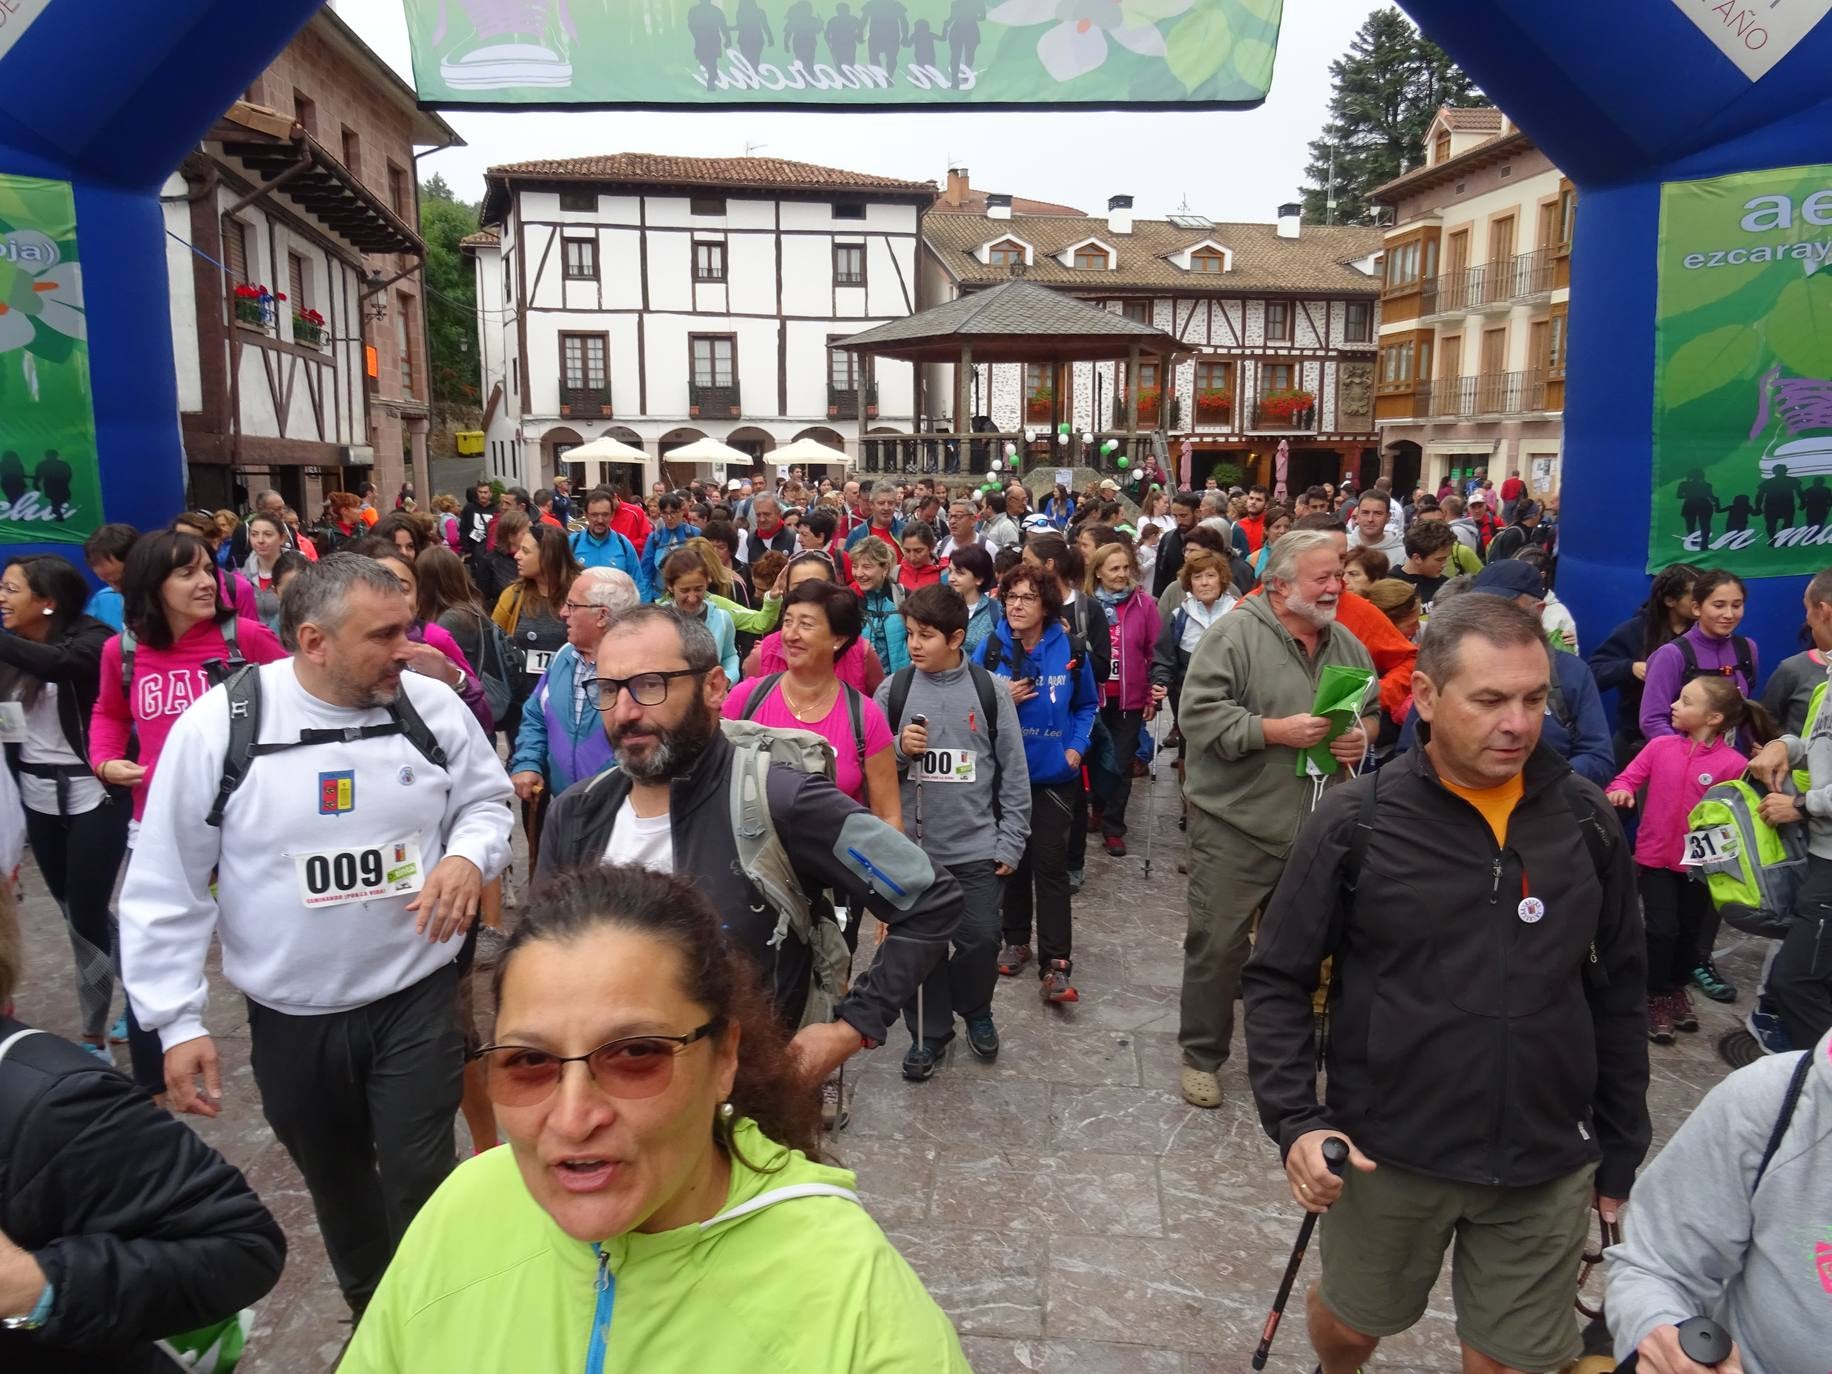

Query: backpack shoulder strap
[743,673,785,722]
[1560,773,1615,879]
[886,667,916,732]
[221,614,241,657]
[1546,661,1575,733]
[120,628,136,697]
[843,683,865,776]
[389,683,450,771]
[206,665,264,829]
[1676,635,1700,675]
[1733,635,1757,689]
[969,662,1001,760]
[981,635,1005,677]
[1754,1049,1815,1189]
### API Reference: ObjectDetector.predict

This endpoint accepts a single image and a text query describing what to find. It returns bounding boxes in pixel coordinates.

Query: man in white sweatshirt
[120,555,513,1317]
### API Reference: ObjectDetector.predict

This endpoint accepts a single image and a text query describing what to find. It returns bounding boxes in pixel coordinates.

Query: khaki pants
[1178,807,1290,1073]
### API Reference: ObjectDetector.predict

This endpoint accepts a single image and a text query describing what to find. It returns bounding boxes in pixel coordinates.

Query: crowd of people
[0,459,1826,1374]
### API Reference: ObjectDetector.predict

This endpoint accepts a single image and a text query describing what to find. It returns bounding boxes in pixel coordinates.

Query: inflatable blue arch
[3,0,1829,660]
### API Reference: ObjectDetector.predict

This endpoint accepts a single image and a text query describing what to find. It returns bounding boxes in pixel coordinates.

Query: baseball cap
[1467,491,1488,505]
[1471,559,1544,599]
[726,478,746,492]
[1098,478,1119,492]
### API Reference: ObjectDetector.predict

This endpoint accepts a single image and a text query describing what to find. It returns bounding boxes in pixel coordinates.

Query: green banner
[1652,164,1832,577]
[402,0,1281,108]
[0,173,97,545]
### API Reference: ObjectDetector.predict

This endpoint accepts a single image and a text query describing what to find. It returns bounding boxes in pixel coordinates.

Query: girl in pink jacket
[1606,676,1775,1044]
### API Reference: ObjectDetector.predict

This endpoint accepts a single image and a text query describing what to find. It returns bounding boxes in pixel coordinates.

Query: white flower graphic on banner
[0,232,84,354]
[988,0,1192,82]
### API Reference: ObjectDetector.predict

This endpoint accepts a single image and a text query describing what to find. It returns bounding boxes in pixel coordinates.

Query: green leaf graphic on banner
[1665,325,1764,410]
[1229,35,1275,88]
[1765,274,1832,378]
[1234,0,1284,20]
[1168,5,1232,92]
[1123,0,1193,20]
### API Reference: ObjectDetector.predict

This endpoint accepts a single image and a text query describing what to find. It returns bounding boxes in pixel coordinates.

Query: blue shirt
[569,527,652,602]
[85,586,123,630]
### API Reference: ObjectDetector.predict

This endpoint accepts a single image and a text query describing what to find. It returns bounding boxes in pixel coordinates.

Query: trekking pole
[911,715,927,1041]
[1143,708,1164,881]
[1251,1136,1349,1370]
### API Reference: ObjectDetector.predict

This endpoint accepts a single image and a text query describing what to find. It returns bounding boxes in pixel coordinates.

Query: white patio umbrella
[566,433,653,492]
[772,436,852,467]
[664,436,756,465]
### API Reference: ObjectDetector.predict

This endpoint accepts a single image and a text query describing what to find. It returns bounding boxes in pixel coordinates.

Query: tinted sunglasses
[471,1020,719,1106]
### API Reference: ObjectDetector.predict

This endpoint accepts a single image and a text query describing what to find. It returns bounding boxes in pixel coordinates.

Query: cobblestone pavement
[12,765,1753,1372]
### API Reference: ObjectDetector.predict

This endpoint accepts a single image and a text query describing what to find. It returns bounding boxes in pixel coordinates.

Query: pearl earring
[40,607,52,616]
[719,1102,734,1121]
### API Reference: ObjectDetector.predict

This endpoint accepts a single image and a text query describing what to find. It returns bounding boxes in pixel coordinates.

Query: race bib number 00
[294,837,424,908]
[525,649,554,677]
[1681,825,1739,867]
[0,701,24,744]
[917,749,976,784]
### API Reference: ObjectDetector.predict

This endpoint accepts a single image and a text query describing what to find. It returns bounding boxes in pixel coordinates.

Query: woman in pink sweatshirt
[1606,676,1774,1044]
[90,530,287,823]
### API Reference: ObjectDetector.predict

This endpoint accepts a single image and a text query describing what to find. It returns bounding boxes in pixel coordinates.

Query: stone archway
[541,426,585,490]
[725,426,777,463]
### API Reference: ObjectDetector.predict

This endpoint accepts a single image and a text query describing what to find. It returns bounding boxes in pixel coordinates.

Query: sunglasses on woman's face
[471,1021,719,1107]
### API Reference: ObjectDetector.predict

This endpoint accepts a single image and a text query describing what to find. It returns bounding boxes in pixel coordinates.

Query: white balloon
[986,472,998,483]
[1004,442,1018,457]
[1054,431,1066,444]
[1081,432,1093,444]
[990,460,1003,472]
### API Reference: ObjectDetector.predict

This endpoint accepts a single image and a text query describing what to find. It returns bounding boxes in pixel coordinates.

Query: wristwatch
[3,1280,53,1331]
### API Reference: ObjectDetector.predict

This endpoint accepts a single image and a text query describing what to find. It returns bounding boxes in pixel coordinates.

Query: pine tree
[419,173,481,409]
[1298,7,1480,226]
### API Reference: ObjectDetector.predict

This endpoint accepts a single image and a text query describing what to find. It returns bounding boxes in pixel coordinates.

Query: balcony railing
[827,382,878,420]
[857,429,1156,477]
[1425,249,1558,316]
[1112,392,1163,427]
[689,380,741,417]
[1249,400,1316,432]
[1192,393,1233,428]
[1427,369,1551,417]
[559,383,612,417]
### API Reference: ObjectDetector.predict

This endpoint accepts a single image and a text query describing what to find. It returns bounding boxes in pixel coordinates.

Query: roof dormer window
[986,239,1028,267]
[1073,246,1111,270]
[1190,248,1227,274]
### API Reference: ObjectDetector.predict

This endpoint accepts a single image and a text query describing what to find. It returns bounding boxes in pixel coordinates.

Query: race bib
[294,837,425,908]
[1109,650,1121,680]
[1681,825,1739,867]
[917,748,976,784]
[0,702,24,744]
[524,649,554,677]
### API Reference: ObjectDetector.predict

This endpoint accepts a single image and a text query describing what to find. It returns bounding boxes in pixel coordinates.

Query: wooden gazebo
[833,280,1183,478]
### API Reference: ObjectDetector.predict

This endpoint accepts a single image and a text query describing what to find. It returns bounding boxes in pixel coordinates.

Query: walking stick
[1251,1136,1349,1370]
[911,715,927,1041]
[1143,708,1165,880]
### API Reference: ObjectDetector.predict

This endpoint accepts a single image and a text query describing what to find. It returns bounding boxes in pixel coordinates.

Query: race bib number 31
[294,838,425,908]
[1681,825,1739,867]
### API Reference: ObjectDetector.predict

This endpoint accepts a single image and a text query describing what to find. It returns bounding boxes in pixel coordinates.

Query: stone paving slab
[10,764,1755,1371]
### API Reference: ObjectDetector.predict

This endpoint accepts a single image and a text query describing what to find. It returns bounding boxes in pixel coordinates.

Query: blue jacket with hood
[979,619,1098,786]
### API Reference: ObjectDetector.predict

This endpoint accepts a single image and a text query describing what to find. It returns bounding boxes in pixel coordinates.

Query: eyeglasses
[561,599,604,615]
[1004,592,1041,606]
[585,668,705,709]
[471,1021,720,1106]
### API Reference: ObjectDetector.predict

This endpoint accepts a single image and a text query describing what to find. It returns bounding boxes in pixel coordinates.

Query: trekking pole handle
[1321,1136,1349,1175]
[1675,1316,1732,1368]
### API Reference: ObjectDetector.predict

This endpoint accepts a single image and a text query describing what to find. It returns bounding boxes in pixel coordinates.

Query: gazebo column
[857,351,870,472]
[1125,344,1142,473]
[955,345,973,480]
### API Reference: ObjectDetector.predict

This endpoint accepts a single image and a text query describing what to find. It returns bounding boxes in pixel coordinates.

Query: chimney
[986,193,1012,221]
[1107,194,1134,236]
[945,166,969,208]
[1276,202,1301,239]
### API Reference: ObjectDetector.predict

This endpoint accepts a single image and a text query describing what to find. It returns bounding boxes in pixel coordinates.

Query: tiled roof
[1437,105,1504,132]
[843,280,1176,347]
[1372,127,1534,198]
[459,229,499,249]
[923,214,1382,295]
[932,188,1086,217]
[484,153,936,196]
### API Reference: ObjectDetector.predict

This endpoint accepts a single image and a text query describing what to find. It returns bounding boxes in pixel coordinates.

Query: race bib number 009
[294,837,424,908]
[1681,825,1739,867]
[917,749,976,784]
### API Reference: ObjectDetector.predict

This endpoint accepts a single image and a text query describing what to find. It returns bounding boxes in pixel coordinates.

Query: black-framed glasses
[585,668,704,710]
[470,1021,720,1106]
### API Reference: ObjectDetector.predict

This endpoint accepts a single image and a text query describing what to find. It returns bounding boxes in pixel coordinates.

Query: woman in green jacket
[340,866,967,1374]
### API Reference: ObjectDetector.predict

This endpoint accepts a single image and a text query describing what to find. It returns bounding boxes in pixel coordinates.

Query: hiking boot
[965,1015,1000,1060]
[997,943,1031,977]
[1646,994,1676,1045]
[1103,834,1127,857]
[1691,959,1737,1003]
[1748,1003,1794,1054]
[1067,869,1085,894]
[1180,1065,1222,1109]
[901,1040,947,1082]
[1670,986,1700,1033]
[1039,960,1079,1004]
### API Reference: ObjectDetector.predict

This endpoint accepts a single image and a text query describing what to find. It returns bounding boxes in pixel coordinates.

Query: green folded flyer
[1295,664,1377,776]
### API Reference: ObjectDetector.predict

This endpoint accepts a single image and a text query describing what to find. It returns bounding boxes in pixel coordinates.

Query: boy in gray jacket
[876,584,1031,1081]
[1605,1028,1832,1374]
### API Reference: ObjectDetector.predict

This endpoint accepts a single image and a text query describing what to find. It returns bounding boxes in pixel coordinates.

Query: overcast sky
[330,0,1375,223]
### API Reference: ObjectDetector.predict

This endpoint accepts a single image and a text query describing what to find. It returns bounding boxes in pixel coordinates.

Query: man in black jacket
[537,605,961,1088]
[1151,491,1202,597]
[458,479,494,562]
[1242,594,1649,1374]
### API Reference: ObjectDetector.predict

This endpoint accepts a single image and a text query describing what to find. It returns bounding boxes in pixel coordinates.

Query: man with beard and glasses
[1173,531,1375,1110]
[118,555,513,1320]
[536,604,963,1094]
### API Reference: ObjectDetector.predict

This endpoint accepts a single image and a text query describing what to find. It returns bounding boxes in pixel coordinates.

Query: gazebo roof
[834,280,1182,364]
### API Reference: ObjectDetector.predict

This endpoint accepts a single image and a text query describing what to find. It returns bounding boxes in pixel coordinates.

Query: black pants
[1638,866,1712,995]
[246,963,464,1309]
[905,859,1003,1044]
[1067,770,1089,871]
[1093,704,1145,838]
[24,800,128,1042]
[1772,853,1832,1050]
[1003,781,1076,969]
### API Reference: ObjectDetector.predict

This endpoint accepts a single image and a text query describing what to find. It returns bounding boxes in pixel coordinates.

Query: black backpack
[1676,634,1756,692]
[205,664,449,828]
[884,663,1003,765]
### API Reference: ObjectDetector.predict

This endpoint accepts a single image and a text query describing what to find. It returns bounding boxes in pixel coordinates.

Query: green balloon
[1116,455,1130,469]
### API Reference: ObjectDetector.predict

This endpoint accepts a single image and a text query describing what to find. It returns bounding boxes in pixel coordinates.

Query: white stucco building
[462,154,936,492]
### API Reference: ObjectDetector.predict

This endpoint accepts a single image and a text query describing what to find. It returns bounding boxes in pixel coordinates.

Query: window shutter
[222,217,248,284]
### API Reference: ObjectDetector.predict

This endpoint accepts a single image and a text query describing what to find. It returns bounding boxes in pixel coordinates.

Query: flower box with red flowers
[231,283,285,329]
[293,307,327,347]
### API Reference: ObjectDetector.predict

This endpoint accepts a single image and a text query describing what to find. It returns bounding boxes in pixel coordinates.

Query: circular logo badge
[1517,896,1545,925]
[398,766,415,786]
[1698,772,1714,786]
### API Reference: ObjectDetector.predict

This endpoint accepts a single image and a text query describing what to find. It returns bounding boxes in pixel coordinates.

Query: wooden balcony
[688,381,741,418]
[559,384,612,418]
[827,382,878,420]
[1425,249,1558,318]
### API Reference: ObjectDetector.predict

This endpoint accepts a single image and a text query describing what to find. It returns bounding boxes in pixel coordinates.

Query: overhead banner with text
[402,0,1281,109]
[0,172,97,545]
[1651,164,1832,577]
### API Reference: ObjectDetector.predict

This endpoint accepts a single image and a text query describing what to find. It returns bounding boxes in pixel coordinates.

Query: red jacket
[898,559,944,592]
[608,501,651,554]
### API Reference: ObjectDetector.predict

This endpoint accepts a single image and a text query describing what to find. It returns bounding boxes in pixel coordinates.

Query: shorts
[1318,1158,1595,1373]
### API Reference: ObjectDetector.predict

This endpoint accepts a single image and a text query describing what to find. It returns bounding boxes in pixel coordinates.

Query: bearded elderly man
[1174,530,1375,1109]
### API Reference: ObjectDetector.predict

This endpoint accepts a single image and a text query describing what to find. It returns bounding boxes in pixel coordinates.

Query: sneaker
[1039,960,1079,1004]
[1748,1004,1794,1055]
[997,943,1031,977]
[108,1014,129,1044]
[1067,869,1085,894]
[80,1040,112,1063]
[901,1040,946,1081]
[1647,994,1676,1045]
[1103,834,1127,858]
[1691,960,1738,1003]
[965,1015,1000,1060]
[1180,1065,1222,1109]
[1670,986,1699,1033]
